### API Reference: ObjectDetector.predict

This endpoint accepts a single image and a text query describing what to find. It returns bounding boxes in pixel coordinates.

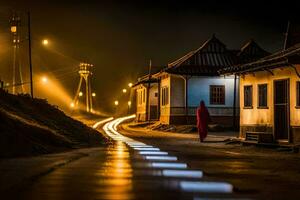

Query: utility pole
[283,21,290,50]
[28,12,34,98]
[73,62,94,113]
[145,59,152,122]
[10,12,24,94]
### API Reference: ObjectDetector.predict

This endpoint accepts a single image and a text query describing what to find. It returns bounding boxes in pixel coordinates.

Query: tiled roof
[165,35,236,76]
[220,43,300,74]
[164,35,268,76]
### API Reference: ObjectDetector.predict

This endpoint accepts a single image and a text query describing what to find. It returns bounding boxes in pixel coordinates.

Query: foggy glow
[179,181,233,193]
[92,92,96,97]
[42,39,49,45]
[79,91,83,96]
[70,102,75,108]
[128,83,133,87]
[114,100,119,106]
[122,88,127,93]
[41,76,48,84]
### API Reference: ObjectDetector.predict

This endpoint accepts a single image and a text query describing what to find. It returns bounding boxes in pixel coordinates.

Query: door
[274,79,290,140]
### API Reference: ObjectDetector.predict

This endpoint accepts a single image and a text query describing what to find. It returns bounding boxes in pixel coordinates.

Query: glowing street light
[114,100,119,106]
[79,91,83,97]
[122,88,127,93]
[70,102,75,108]
[42,39,49,46]
[41,76,48,84]
[128,83,133,88]
[92,92,96,97]
[128,101,132,106]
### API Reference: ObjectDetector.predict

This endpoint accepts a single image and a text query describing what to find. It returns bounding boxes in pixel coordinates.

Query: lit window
[244,85,253,108]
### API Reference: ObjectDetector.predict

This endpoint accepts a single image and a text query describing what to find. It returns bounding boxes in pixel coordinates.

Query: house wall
[159,74,239,125]
[160,75,171,124]
[239,65,300,143]
[135,83,159,121]
[136,85,146,121]
[188,76,239,108]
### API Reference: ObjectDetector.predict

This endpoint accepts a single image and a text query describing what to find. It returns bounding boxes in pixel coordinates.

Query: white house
[157,36,269,125]
[134,35,269,126]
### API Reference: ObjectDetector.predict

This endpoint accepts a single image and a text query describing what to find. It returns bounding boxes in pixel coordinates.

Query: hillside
[0,90,107,158]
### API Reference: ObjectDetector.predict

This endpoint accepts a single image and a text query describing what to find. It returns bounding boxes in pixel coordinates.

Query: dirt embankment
[0,90,107,158]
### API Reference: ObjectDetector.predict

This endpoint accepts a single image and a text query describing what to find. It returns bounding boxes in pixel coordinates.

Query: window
[210,85,225,105]
[297,81,300,107]
[154,92,158,97]
[142,89,146,103]
[258,84,268,108]
[161,87,169,106]
[244,85,253,108]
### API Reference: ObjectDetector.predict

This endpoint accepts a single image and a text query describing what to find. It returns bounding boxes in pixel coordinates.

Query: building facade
[221,44,300,144]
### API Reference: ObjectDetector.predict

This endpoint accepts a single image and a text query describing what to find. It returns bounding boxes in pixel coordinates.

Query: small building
[157,36,268,125]
[133,74,160,122]
[221,44,300,144]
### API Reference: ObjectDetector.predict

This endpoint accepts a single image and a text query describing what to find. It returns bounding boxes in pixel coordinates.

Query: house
[133,35,269,126]
[133,74,160,122]
[157,35,269,125]
[220,43,300,144]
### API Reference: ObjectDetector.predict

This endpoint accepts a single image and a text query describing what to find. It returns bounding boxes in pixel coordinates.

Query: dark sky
[0,0,299,112]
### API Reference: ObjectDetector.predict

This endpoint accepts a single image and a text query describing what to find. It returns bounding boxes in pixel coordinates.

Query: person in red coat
[196,100,211,142]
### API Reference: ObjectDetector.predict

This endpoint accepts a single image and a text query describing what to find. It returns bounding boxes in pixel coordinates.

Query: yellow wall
[240,64,300,127]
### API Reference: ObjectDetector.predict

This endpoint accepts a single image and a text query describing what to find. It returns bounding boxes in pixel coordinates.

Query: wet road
[7,115,250,200]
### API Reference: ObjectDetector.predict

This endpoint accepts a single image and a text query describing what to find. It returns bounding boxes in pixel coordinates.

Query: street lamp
[70,102,75,108]
[79,91,83,97]
[42,39,49,46]
[122,88,127,93]
[92,92,96,97]
[114,100,119,106]
[128,83,133,88]
[41,76,48,84]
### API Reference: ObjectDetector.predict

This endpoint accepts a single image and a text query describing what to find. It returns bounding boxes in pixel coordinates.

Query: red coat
[196,102,210,140]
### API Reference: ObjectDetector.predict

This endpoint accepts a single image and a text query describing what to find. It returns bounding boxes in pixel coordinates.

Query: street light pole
[28,12,34,98]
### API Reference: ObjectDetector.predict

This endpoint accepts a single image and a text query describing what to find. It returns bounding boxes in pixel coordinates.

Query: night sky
[0,0,299,113]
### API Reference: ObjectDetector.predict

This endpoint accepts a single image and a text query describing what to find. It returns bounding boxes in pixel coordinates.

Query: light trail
[93,115,235,196]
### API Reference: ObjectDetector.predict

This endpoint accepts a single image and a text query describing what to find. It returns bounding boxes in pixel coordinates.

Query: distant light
[127,101,131,106]
[5,83,10,86]
[11,26,17,33]
[122,88,127,93]
[70,102,75,108]
[114,100,119,106]
[79,91,83,97]
[92,92,96,97]
[128,83,133,87]
[41,76,48,84]
[42,39,49,45]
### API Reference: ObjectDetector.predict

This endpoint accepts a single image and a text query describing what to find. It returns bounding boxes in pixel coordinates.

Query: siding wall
[239,64,300,142]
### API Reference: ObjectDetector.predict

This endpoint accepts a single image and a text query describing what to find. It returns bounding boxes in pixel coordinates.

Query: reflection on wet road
[99,115,249,200]
[7,115,250,200]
